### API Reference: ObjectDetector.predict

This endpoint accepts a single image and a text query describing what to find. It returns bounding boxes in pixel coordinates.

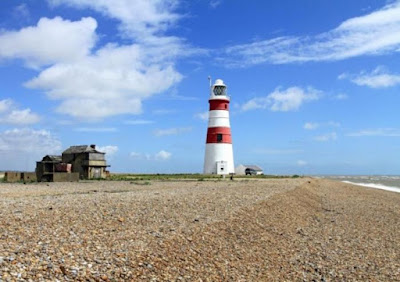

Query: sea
[319,175,400,193]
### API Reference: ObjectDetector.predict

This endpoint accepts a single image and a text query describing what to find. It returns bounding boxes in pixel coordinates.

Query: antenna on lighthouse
[208,76,212,88]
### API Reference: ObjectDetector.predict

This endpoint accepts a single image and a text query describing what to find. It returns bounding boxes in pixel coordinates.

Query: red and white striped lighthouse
[203,78,234,174]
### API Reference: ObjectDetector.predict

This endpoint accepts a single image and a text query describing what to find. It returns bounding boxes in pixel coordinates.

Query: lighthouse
[203,79,234,174]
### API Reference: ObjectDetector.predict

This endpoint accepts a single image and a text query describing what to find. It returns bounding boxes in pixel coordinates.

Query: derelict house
[62,145,108,179]
[36,155,62,182]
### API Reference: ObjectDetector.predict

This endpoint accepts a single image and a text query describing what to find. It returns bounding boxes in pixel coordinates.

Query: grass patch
[108,173,295,181]
[130,181,152,185]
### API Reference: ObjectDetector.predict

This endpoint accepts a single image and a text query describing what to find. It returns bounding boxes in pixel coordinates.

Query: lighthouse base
[203,143,234,174]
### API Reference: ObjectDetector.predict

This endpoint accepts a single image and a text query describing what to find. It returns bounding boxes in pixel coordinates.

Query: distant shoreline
[341,180,400,193]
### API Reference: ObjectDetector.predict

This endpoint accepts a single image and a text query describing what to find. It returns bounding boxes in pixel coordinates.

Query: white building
[235,164,264,175]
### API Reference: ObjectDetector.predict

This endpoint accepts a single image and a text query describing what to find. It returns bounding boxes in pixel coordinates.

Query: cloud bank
[222,2,400,66]
[130,150,172,160]
[339,66,400,88]
[0,128,62,170]
[241,87,321,112]
[1,0,196,120]
[0,99,40,125]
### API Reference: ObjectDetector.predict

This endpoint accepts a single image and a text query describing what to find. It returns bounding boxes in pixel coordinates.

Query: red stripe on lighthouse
[209,99,230,111]
[206,127,232,144]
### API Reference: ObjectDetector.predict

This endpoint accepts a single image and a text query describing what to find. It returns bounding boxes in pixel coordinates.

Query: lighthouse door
[216,161,228,175]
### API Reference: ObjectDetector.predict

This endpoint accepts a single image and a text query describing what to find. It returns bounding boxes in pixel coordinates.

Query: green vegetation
[0,173,301,183]
[108,173,295,181]
[130,181,151,185]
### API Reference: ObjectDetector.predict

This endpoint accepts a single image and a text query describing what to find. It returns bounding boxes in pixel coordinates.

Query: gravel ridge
[1,178,399,281]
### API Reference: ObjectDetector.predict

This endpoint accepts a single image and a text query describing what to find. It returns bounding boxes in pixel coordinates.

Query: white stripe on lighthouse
[208,110,231,128]
[209,110,229,118]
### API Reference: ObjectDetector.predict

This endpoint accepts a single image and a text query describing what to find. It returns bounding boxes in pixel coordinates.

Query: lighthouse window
[217,134,223,142]
[213,86,226,96]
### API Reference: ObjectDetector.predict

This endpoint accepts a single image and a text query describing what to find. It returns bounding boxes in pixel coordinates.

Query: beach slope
[0,178,399,280]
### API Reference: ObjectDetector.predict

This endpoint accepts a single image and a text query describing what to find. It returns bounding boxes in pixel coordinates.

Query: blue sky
[1,0,400,174]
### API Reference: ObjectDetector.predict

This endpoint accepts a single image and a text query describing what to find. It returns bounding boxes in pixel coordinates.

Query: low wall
[5,172,22,182]
[22,172,37,182]
[53,172,79,182]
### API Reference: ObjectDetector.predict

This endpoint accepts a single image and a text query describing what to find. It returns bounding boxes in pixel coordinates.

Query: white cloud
[0,99,40,125]
[13,4,30,19]
[0,17,97,68]
[304,121,340,130]
[155,150,172,160]
[347,128,400,137]
[130,152,142,159]
[339,66,400,88]
[97,145,119,157]
[333,93,348,100]
[1,1,199,120]
[25,43,183,120]
[124,119,154,125]
[210,0,222,9]
[304,122,319,130]
[222,2,400,66]
[0,109,40,125]
[74,127,117,132]
[0,128,61,153]
[130,150,172,160]
[0,128,62,170]
[314,132,337,142]
[241,87,320,112]
[153,127,192,136]
[0,99,13,113]
[297,160,307,166]
[48,0,181,42]
[194,111,209,121]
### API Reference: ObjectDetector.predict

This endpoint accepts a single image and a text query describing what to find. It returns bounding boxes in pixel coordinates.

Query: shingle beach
[1,178,399,281]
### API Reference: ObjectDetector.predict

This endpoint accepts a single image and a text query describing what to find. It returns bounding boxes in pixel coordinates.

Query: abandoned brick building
[36,145,109,182]
[62,145,108,179]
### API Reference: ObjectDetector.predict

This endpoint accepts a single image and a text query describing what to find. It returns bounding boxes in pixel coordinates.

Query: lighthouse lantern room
[203,79,235,175]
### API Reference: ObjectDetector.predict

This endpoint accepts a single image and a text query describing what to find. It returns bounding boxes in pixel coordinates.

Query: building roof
[62,145,104,154]
[243,165,263,171]
[42,155,62,162]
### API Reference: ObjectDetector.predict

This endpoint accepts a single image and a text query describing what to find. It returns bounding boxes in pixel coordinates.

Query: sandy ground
[0,178,399,281]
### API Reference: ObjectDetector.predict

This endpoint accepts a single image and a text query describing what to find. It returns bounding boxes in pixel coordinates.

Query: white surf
[342,181,400,193]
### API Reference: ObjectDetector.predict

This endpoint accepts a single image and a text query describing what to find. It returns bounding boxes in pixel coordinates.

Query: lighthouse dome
[215,79,225,86]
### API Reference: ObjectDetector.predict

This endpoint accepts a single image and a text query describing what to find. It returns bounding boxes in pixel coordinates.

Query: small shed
[235,164,264,175]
